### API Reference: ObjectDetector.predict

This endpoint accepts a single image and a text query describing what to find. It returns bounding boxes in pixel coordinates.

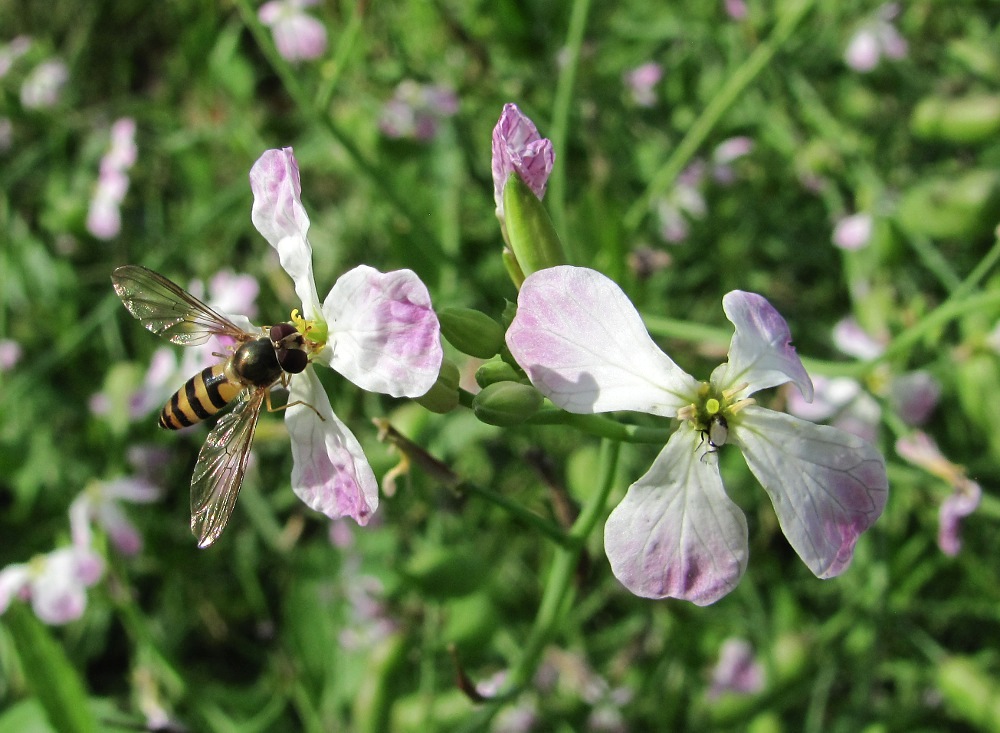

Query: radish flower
[250,147,442,526]
[506,266,888,605]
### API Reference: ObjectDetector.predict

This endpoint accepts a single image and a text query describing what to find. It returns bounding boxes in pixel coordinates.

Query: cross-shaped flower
[506,266,888,605]
[249,147,443,527]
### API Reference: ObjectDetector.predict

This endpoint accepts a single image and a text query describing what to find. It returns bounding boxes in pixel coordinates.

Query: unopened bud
[472,381,543,426]
[415,359,461,414]
[438,307,505,359]
[475,359,522,389]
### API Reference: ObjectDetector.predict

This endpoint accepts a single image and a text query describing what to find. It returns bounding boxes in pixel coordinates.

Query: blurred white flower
[0,546,104,625]
[20,58,68,108]
[378,80,459,141]
[845,4,907,72]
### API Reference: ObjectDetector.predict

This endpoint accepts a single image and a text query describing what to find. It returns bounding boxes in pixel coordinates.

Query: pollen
[290,309,329,350]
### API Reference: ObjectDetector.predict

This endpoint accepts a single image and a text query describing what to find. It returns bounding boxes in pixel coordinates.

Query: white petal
[712,290,813,401]
[732,406,887,578]
[0,564,31,614]
[286,368,379,525]
[249,148,322,318]
[506,266,700,415]
[604,428,749,605]
[321,265,442,397]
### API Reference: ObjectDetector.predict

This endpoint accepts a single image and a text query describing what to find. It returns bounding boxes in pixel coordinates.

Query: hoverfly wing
[189,387,266,548]
[111,265,248,346]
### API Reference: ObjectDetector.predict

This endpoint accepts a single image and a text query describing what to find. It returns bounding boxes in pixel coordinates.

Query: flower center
[676,381,755,447]
[290,309,329,354]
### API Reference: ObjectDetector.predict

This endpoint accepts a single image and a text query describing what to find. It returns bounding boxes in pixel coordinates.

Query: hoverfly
[111,265,313,548]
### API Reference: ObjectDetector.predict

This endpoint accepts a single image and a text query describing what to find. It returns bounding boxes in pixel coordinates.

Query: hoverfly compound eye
[277,347,309,374]
[270,323,297,342]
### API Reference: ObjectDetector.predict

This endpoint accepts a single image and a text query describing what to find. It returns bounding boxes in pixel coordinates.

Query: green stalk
[233,0,447,272]
[507,439,620,687]
[623,0,816,233]
[547,0,594,260]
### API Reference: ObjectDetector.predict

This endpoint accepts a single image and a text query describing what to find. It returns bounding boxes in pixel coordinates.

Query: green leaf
[4,603,99,733]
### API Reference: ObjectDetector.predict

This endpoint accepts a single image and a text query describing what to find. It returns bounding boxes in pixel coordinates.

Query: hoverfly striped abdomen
[160,364,241,430]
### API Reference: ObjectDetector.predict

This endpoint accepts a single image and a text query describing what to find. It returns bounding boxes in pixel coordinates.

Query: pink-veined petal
[604,428,749,605]
[711,291,813,402]
[249,148,322,318]
[732,406,887,578]
[319,265,442,398]
[286,368,379,525]
[506,266,700,416]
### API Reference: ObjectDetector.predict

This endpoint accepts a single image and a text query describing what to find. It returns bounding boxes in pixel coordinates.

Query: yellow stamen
[290,309,329,348]
[722,382,749,401]
[677,404,697,421]
[728,398,756,414]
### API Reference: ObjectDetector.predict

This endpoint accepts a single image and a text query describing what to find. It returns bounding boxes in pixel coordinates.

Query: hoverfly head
[270,323,309,374]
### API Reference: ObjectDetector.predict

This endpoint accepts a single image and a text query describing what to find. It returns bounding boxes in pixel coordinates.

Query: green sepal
[475,359,522,388]
[502,173,566,278]
[414,359,461,414]
[472,381,543,426]
[437,306,505,359]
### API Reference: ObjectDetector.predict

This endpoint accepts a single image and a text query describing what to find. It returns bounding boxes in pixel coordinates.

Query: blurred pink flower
[708,638,765,699]
[723,0,748,21]
[832,317,887,360]
[832,212,873,250]
[70,477,162,556]
[0,338,22,371]
[378,80,459,141]
[896,431,981,556]
[87,117,138,240]
[889,370,940,426]
[259,0,327,62]
[20,58,68,109]
[0,546,104,625]
[623,62,663,107]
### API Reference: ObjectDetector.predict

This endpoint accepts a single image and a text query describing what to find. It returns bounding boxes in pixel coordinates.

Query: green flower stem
[547,0,593,260]
[530,410,672,444]
[456,480,571,547]
[315,0,363,111]
[876,290,1000,367]
[508,440,620,687]
[642,313,732,347]
[623,0,816,233]
[233,0,448,273]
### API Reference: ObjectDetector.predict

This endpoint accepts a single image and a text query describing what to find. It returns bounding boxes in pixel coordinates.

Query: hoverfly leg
[264,385,325,422]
